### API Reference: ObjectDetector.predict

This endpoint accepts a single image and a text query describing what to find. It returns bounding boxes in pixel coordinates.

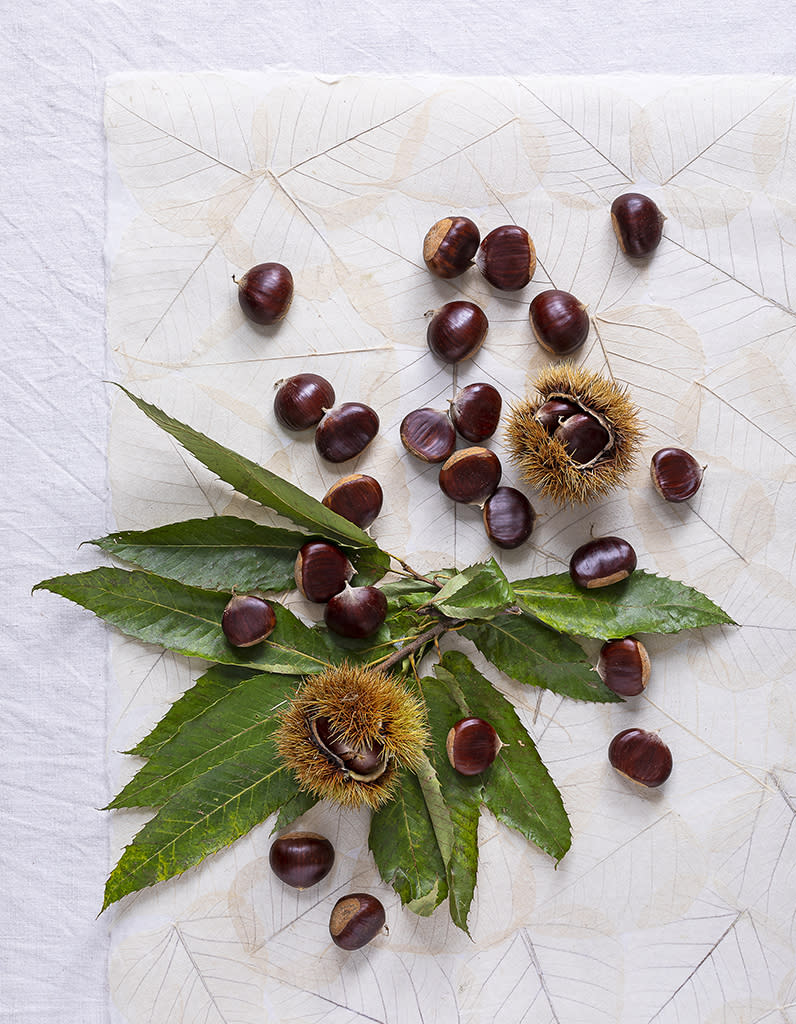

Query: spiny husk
[506,363,644,505]
[275,662,428,810]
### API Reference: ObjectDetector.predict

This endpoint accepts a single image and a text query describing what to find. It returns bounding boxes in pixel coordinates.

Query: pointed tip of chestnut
[529,289,590,356]
[423,216,480,278]
[650,447,703,502]
[446,717,501,775]
[608,727,672,787]
[221,593,276,647]
[236,262,294,324]
[610,193,665,258]
[269,831,335,889]
[329,893,386,950]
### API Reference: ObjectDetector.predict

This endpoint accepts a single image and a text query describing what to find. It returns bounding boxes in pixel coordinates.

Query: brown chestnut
[475,225,536,291]
[294,541,354,603]
[446,717,502,775]
[273,373,335,431]
[423,216,480,278]
[322,474,383,529]
[450,382,502,443]
[310,715,388,782]
[269,831,335,889]
[529,289,589,356]
[400,407,456,463]
[552,411,611,465]
[315,402,379,463]
[533,397,582,433]
[483,487,535,549]
[329,893,386,950]
[439,447,502,506]
[235,262,293,324]
[597,638,651,697]
[426,301,488,364]
[608,727,672,787]
[650,447,703,503]
[569,536,637,589]
[324,583,388,639]
[221,592,276,647]
[610,193,665,258]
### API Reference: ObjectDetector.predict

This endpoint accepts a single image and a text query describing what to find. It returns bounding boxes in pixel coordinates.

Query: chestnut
[221,592,276,647]
[423,216,480,278]
[610,193,665,258]
[400,407,456,463]
[310,715,388,781]
[650,447,703,503]
[439,447,502,506]
[446,717,502,775]
[475,225,536,291]
[597,637,650,697]
[324,583,388,639]
[552,411,610,465]
[273,373,335,431]
[608,727,672,788]
[426,301,488,364]
[315,402,379,463]
[529,289,589,356]
[269,831,334,889]
[235,262,293,324]
[483,487,535,549]
[533,397,582,433]
[569,536,637,589]
[294,541,354,603]
[329,893,386,950]
[450,382,502,443]
[322,474,383,529]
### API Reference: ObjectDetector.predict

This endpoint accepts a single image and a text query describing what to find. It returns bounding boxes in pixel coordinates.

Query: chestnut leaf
[430,558,514,621]
[34,568,336,676]
[512,570,735,640]
[462,613,620,703]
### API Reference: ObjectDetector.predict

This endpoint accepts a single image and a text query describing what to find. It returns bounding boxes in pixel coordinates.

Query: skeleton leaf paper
[104,73,796,1023]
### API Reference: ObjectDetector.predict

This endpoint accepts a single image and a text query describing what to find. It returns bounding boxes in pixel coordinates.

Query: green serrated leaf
[272,790,320,833]
[369,770,448,915]
[109,672,298,809]
[35,568,334,674]
[435,651,571,863]
[129,664,259,758]
[102,751,299,911]
[419,676,483,934]
[513,570,736,640]
[462,613,620,703]
[431,559,514,621]
[118,387,390,583]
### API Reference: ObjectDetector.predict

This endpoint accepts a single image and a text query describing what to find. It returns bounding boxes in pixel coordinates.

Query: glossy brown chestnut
[534,397,582,433]
[553,411,611,465]
[311,715,388,781]
[294,541,354,603]
[475,225,536,291]
[423,216,480,278]
[439,447,502,506]
[322,474,383,529]
[235,262,294,324]
[269,831,335,889]
[483,487,535,549]
[221,593,276,647]
[569,536,637,589]
[273,373,335,431]
[597,638,651,697]
[529,289,589,356]
[450,382,502,443]
[426,301,489,364]
[446,717,501,775]
[329,893,386,950]
[315,402,379,463]
[400,408,456,463]
[610,193,665,258]
[650,447,703,503]
[608,727,672,787]
[324,583,388,639]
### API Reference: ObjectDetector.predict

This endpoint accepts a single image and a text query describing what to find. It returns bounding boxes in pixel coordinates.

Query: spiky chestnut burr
[505,363,644,505]
[274,663,428,810]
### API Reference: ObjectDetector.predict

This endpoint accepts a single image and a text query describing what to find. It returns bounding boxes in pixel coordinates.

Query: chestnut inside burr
[309,715,389,783]
[534,395,613,467]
